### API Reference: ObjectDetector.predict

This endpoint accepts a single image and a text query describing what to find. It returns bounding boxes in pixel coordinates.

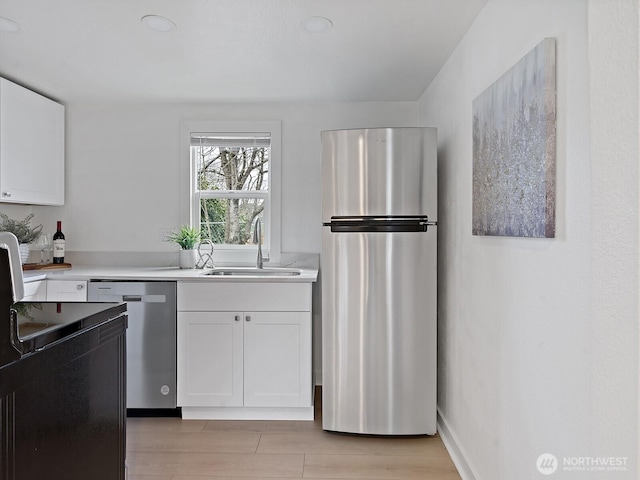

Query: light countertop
[23,263,318,284]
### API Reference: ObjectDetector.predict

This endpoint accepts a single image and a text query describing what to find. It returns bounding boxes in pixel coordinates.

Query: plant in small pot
[166,225,201,269]
[0,213,43,264]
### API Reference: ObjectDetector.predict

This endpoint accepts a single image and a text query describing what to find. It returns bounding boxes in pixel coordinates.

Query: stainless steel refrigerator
[321,127,437,435]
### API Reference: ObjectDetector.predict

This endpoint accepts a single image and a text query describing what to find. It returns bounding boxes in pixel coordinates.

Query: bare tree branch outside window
[194,136,269,246]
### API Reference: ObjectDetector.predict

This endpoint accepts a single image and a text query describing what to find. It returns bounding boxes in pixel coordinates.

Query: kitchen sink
[203,267,301,277]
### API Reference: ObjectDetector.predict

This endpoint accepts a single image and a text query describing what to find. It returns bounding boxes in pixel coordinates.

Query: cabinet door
[46,280,87,302]
[243,311,312,408]
[0,78,64,205]
[177,311,243,407]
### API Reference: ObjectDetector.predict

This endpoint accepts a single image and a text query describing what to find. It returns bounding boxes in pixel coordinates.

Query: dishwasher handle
[123,295,142,302]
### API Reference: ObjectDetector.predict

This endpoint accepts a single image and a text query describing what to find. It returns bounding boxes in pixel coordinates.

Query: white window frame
[180,120,282,265]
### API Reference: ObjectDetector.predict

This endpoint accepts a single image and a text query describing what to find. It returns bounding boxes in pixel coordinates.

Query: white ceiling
[0,0,487,104]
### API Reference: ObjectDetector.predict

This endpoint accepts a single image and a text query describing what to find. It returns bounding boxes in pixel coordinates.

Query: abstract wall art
[472,37,556,238]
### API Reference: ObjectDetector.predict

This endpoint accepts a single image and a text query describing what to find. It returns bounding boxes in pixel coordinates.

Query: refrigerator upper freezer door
[321,227,437,435]
[321,127,437,222]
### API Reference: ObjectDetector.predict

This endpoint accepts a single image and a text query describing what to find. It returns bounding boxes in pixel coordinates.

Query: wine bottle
[53,221,65,264]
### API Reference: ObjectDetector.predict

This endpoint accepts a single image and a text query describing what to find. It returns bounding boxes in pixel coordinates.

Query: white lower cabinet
[177,282,313,420]
[22,280,47,301]
[22,279,88,302]
[243,311,311,408]
[46,280,87,302]
[178,311,244,407]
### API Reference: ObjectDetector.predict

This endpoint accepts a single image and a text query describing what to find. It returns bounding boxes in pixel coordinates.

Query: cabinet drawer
[177,282,311,312]
[46,280,87,302]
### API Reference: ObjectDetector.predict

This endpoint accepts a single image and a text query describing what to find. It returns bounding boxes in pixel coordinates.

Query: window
[193,133,269,245]
[181,121,281,264]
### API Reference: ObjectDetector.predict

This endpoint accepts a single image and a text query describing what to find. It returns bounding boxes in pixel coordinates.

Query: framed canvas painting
[472,37,556,238]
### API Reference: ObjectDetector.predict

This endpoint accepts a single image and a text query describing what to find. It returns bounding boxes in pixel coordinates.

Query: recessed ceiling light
[141,15,176,32]
[0,16,21,33]
[301,16,333,34]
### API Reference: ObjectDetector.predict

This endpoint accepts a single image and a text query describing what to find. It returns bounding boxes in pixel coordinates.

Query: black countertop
[5,302,126,362]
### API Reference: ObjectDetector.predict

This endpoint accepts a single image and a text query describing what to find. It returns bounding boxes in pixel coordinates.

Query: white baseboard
[437,409,478,480]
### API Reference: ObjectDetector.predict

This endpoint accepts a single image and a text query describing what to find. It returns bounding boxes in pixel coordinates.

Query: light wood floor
[126,393,461,480]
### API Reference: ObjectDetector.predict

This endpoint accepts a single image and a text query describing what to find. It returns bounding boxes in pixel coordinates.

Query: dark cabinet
[0,307,127,480]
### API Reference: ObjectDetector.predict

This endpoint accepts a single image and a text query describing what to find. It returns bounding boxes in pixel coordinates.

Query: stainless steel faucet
[253,218,263,269]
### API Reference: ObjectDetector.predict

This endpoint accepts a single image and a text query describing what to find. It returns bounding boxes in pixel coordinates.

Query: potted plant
[166,225,201,269]
[0,213,43,264]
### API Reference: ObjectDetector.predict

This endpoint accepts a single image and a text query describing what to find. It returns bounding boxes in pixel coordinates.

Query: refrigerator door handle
[329,215,429,221]
[324,216,436,233]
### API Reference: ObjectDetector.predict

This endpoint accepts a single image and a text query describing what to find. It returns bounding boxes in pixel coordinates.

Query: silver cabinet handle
[245,315,251,322]
[2,192,11,198]
[234,315,240,322]
[77,284,84,290]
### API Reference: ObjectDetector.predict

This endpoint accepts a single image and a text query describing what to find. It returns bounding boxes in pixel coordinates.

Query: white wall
[31,101,417,256]
[418,0,639,479]
[587,0,640,468]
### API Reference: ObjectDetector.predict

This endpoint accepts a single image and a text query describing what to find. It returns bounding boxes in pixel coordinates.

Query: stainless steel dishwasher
[88,280,177,410]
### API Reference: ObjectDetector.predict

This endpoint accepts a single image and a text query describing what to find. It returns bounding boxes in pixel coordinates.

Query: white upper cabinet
[0,78,65,205]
